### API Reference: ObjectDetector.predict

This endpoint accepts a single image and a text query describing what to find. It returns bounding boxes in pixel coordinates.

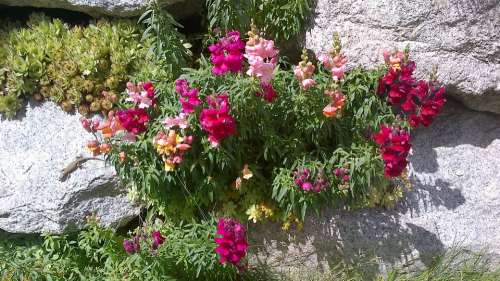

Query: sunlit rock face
[0,101,139,234]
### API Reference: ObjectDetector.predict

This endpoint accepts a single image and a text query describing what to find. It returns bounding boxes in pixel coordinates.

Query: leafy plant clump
[81,24,446,248]
[0,13,151,118]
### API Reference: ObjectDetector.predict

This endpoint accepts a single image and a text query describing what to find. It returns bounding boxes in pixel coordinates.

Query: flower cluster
[323,90,346,118]
[208,31,245,76]
[214,218,248,267]
[125,81,156,109]
[245,26,279,83]
[293,50,316,90]
[373,125,411,177]
[245,25,279,103]
[377,50,446,128]
[199,94,236,147]
[123,230,165,254]
[334,168,350,183]
[123,235,141,254]
[153,130,193,172]
[293,168,330,193]
[318,33,347,81]
[81,111,123,156]
[175,79,202,114]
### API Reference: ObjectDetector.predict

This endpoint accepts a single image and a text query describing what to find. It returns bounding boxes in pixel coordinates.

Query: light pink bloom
[246,56,276,84]
[245,38,279,59]
[302,79,316,90]
[162,113,189,129]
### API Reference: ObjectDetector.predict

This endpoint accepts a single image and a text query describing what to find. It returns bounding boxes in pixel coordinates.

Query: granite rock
[0,101,139,234]
[0,0,201,18]
[306,0,500,114]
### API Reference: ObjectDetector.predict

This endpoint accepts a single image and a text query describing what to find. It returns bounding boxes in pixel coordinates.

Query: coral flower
[323,90,346,118]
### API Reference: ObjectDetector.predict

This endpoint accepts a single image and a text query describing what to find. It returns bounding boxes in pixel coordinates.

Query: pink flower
[294,61,316,90]
[116,108,149,135]
[162,113,189,129]
[200,94,237,147]
[246,56,276,83]
[125,81,156,108]
[245,35,279,84]
[215,218,248,267]
[175,79,202,114]
[302,79,316,90]
[319,53,347,81]
[323,90,346,118]
[151,230,165,250]
[208,31,245,75]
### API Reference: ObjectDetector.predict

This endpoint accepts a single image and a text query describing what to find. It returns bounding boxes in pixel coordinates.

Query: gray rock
[0,101,139,234]
[0,0,200,18]
[252,100,500,275]
[305,0,500,114]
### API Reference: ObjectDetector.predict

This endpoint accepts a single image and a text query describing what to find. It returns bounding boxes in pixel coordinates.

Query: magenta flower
[116,108,149,135]
[257,82,277,103]
[123,236,140,254]
[151,230,165,250]
[214,218,248,267]
[199,94,236,147]
[208,31,245,75]
[175,79,202,114]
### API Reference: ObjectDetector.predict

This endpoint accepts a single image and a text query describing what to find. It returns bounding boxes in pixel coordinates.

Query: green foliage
[0,217,244,281]
[206,0,313,42]
[0,13,150,117]
[139,1,192,79]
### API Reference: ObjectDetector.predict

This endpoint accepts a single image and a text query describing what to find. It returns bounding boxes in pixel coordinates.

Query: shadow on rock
[251,208,444,278]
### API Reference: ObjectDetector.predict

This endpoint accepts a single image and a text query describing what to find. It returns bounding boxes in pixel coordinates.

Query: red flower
[377,58,446,128]
[215,218,248,267]
[373,125,411,177]
[116,108,149,135]
[200,94,236,147]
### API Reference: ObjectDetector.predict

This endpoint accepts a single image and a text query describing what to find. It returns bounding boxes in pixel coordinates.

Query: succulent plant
[0,13,151,118]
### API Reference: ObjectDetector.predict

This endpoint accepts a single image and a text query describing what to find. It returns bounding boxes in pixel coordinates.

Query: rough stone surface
[0,101,139,234]
[252,100,500,275]
[0,0,199,18]
[306,0,500,114]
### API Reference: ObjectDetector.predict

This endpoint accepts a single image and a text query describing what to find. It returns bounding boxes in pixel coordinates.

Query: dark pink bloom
[123,236,140,254]
[199,94,236,147]
[175,79,202,114]
[208,31,245,76]
[116,108,149,135]
[215,218,248,267]
[256,82,277,103]
[151,230,165,250]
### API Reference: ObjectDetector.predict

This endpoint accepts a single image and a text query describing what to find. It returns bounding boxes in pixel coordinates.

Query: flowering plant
[82,27,445,270]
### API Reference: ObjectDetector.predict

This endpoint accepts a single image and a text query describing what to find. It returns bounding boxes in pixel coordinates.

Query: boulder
[0,101,139,234]
[0,0,201,18]
[305,0,500,114]
[252,100,500,275]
